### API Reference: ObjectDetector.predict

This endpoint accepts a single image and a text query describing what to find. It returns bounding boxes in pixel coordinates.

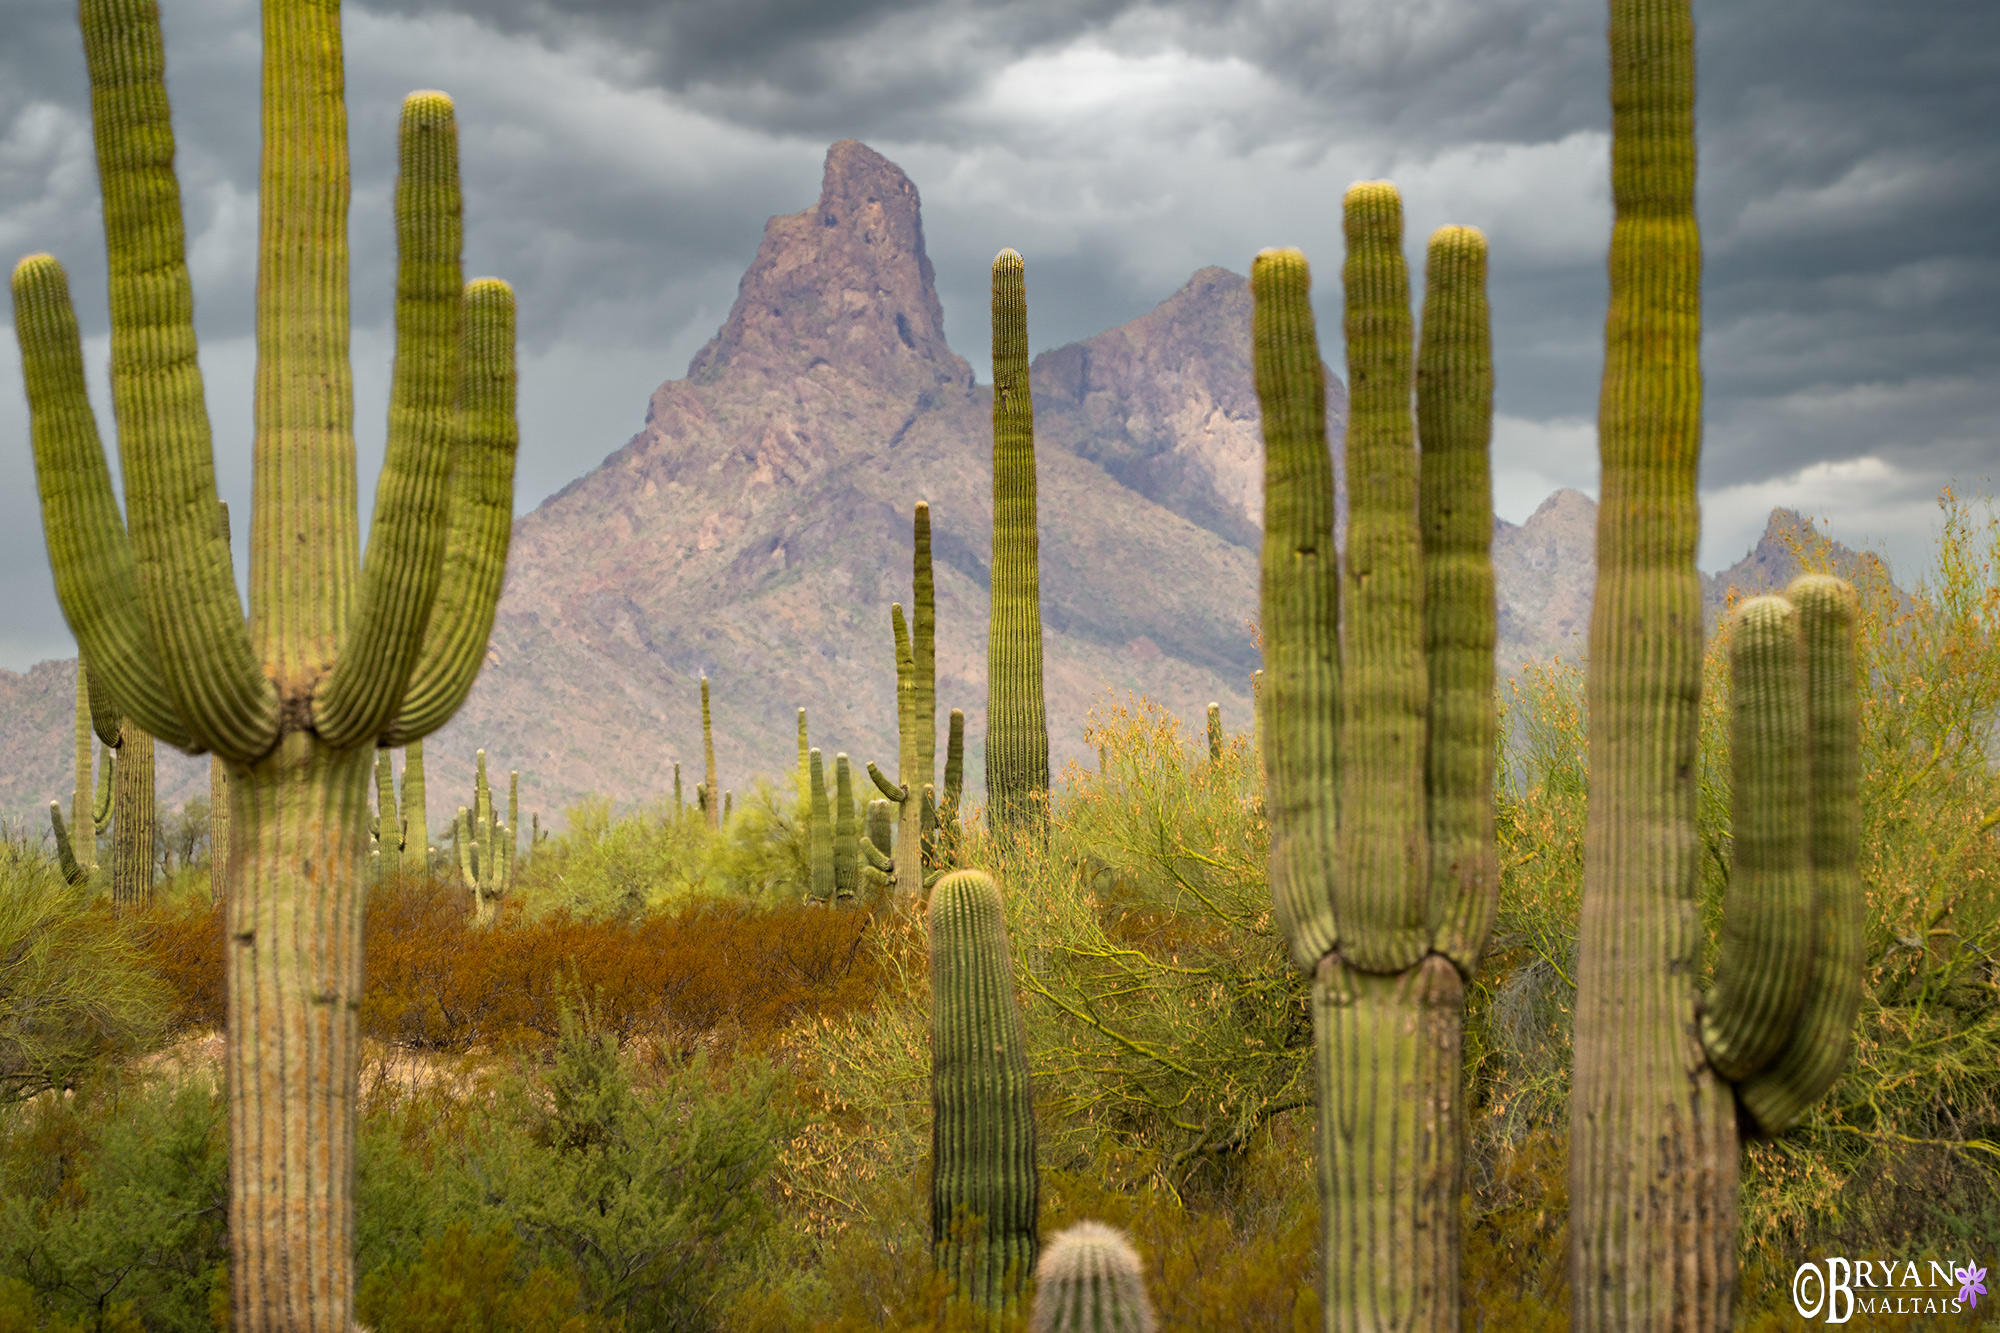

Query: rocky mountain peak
[676,139,971,404]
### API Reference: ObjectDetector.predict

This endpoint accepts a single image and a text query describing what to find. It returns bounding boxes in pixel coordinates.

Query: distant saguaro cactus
[834,754,859,903]
[808,748,834,904]
[985,250,1050,843]
[701,675,719,832]
[1251,188,1498,1329]
[930,869,1039,1316]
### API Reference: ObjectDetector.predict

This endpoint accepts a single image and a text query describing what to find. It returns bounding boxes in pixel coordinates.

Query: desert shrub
[357,876,882,1055]
[449,999,797,1329]
[356,1223,601,1333]
[0,1072,228,1332]
[126,895,227,1038]
[0,852,169,1102]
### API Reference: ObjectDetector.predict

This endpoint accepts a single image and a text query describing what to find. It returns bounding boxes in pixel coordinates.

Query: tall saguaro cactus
[12,3,516,1323]
[72,655,99,876]
[985,250,1050,842]
[930,869,1040,1317]
[111,722,156,911]
[1251,191,1498,1330]
[402,739,429,872]
[700,675,720,833]
[1570,3,1732,1325]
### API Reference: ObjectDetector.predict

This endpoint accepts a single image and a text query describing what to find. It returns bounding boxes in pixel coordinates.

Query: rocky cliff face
[0,140,1883,829]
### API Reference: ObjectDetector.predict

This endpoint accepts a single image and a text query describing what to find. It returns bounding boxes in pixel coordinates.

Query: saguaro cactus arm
[1416,226,1499,971]
[381,278,519,745]
[1251,247,1342,973]
[315,93,464,747]
[50,802,89,887]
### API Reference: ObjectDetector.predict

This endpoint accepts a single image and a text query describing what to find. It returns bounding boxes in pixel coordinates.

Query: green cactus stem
[507,769,519,884]
[701,675,719,833]
[374,747,400,881]
[1569,3,1739,1327]
[209,499,235,903]
[833,754,858,903]
[1736,575,1864,1134]
[808,748,834,904]
[674,760,683,811]
[985,250,1051,843]
[1206,702,1222,764]
[1700,597,1813,1080]
[914,502,937,800]
[1251,197,1498,1331]
[72,655,97,875]
[930,868,1039,1316]
[892,602,922,895]
[50,802,90,887]
[110,722,155,913]
[862,797,895,895]
[13,6,518,1314]
[1029,1221,1157,1333]
[402,740,428,877]
[724,790,732,823]
[457,749,511,921]
[935,707,966,873]
[796,707,810,812]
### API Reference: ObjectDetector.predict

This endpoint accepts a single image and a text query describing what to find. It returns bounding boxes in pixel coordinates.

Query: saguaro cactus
[861,797,895,895]
[1206,702,1222,764]
[1029,1221,1157,1333]
[72,656,99,876]
[701,675,719,832]
[808,747,835,904]
[110,722,156,912]
[1251,191,1498,1329]
[834,754,859,903]
[985,250,1050,842]
[13,3,517,1321]
[457,749,512,921]
[930,869,1039,1317]
[374,747,402,881]
[402,740,429,874]
[210,500,234,903]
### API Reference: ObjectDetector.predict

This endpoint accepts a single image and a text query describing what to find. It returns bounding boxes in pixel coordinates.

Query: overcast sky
[2,0,1995,669]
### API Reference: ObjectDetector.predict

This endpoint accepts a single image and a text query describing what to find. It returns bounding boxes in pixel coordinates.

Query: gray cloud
[1,0,1994,670]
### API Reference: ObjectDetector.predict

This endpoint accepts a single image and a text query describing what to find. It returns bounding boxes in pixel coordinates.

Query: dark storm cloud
[2,0,1995,665]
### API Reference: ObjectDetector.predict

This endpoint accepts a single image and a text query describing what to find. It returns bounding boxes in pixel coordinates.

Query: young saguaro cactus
[808,747,835,904]
[1029,1221,1158,1333]
[457,749,511,921]
[833,753,859,904]
[1251,191,1498,1330]
[930,869,1040,1316]
[701,675,720,833]
[12,3,517,1323]
[986,250,1051,843]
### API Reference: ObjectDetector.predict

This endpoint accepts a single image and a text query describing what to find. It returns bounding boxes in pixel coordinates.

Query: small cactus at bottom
[930,868,1039,1316]
[1029,1221,1157,1333]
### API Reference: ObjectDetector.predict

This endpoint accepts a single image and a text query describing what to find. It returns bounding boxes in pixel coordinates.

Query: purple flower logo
[1958,1264,1987,1309]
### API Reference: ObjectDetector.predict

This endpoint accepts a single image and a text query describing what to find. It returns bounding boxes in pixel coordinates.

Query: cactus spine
[930,869,1039,1316]
[701,675,719,832]
[1029,1222,1157,1333]
[1251,192,1498,1329]
[13,2,518,1314]
[985,250,1050,842]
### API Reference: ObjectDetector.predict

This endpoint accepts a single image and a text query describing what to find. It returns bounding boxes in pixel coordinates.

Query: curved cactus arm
[14,256,197,753]
[1701,596,1814,1080]
[50,802,89,887]
[1416,225,1499,971]
[93,741,117,836]
[381,280,519,745]
[1336,182,1429,976]
[80,0,279,762]
[1250,247,1342,972]
[316,94,464,747]
[861,840,895,873]
[1738,575,1864,1133]
[866,760,907,805]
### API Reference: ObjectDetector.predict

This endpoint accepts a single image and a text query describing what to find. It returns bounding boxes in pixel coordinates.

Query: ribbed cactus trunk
[402,740,428,874]
[893,603,921,896]
[1030,1222,1158,1333]
[796,707,810,813]
[985,250,1050,843]
[913,503,938,867]
[834,754,858,904]
[701,675,719,833]
[1570,3,1738,1327]
[1252,189,1498,1331]
[374,747,399,880]
[211,752,231,902]
[111,723,156,912]
[930,869,1039,1318]
[1206,702,1222,764]
[13,4,518,1324]
[808,748,834,904]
